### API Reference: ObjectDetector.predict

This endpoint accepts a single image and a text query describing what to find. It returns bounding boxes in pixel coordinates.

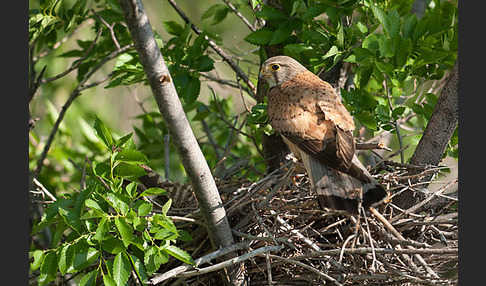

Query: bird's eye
[271,64,280,71]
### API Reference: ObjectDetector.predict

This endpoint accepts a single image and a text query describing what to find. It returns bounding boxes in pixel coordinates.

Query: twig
[221,0,256,32]
[231,230,296,249]
[265,253,273,286]
[356,142,392,152]
[167,0,257,98]
[270,210,322,252]
[361,207,377,271]
[200,73,252,95]
[263,254,343,286]
[149,241,253,284]
[91,9,121,50]
[177,245,283,278]
[32,178,57,202]
[41,29,103,84]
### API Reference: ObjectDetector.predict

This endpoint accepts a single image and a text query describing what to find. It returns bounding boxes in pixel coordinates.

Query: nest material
[153,159,458,286]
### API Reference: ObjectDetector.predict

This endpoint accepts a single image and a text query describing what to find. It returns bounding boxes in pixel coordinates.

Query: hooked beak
[259,66,270,80]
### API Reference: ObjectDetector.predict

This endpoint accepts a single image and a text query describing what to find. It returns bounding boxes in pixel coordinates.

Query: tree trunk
[118,0,234,253]
[393,61,458,208]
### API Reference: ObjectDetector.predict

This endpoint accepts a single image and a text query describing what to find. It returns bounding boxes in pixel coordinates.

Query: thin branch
[356,141,392,152]
[167,0,257,98]
[41,29,103,84]
[200,73,252,95]
[270,209,322,252]
[221,0,256,32]
[32,178,57,202]
[177,245,283,278]
[263,254,343,286]
[91,9,121,50]
[149,241,271,284]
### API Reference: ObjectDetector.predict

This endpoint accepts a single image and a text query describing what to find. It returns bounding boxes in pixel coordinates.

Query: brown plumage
[260,56,387,214]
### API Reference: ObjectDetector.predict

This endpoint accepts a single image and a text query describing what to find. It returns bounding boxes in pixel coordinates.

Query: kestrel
[260,55,387,214]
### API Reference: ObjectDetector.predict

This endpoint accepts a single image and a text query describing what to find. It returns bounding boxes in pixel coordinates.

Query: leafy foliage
[246,0,458,159]
[30,118,193,285]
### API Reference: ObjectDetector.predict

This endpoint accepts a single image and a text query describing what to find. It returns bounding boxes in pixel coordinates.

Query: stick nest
[155,159,458,286]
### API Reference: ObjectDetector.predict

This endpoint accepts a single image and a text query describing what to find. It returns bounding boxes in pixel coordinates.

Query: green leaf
[115,217,134,247]
[337,22,345,48]
[129,254,149,283]
[358,66,373,88]
[125,181,138,198]
[255,5,287,21]
[144,246,169,274]
[94,117,114,149]
[183,76,200,105]
[115,149,148,164]
[114,163,147,178]
[113,252,131,286]
[392,106,406,120]
[73,247,100,271]
[244,29,273,45]
[322,46,339,60]
[116,133,133,148]
[283,43,312,57]
[356,21,368,34]
[31,250,45,271]
[85,199,105,213]
[102,273,117,286]
[371,5,400,38]
[163,21,184,36]
[356,112,377,130]
[94,216,111,241]
[202,4,229,25]
[193,55,214,72]
[161,199,172,216]
[39,252,57,285]
[162,245,194,265]
[79,270,98,286]
[154,228,178,241]
[105,192,130,216]
[375,61,394,75]
[101,236,125,254]
[138,201,153,216]
[402,14,418,39]
[268,22,294,45]
[58,244,74,275]
[395,38,412,67]
[139,187,167,197]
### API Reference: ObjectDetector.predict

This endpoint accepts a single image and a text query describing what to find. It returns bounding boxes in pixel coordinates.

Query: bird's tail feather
[301,152,387,214]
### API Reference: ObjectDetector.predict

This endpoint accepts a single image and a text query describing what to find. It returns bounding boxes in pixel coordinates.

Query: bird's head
[259,56,308,88]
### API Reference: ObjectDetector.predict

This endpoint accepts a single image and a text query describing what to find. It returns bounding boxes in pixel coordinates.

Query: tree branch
[118,0,235,256]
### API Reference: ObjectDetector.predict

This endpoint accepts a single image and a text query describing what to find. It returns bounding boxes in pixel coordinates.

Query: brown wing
[274,70,356,172]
